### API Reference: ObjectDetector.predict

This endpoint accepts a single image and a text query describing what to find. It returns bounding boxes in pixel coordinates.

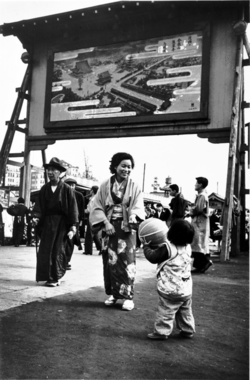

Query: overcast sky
[0,0,249,205]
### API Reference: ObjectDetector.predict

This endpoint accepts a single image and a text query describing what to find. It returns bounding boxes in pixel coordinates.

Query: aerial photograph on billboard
[49,31,203,122]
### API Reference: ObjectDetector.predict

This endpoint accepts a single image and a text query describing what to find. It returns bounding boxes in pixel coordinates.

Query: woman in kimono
[190,177,213,273]
[33,157,78,287]
[89,152,145,311]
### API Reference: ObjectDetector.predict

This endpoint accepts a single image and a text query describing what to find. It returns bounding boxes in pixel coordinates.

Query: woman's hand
[129,214,138,230]
[129,214,137,224]
[104,220,115,236]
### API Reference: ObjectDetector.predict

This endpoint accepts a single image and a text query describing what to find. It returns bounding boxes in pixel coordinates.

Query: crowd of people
[1,152,222,340]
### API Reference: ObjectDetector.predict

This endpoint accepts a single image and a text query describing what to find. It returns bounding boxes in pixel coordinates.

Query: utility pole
[83,150,91,179]
[142,163,146,192]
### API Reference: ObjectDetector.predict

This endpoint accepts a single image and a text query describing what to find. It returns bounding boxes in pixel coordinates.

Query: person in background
[32,157,78,287]
[189,177,213,273]
[64,178,85,269]
[7,197,28,247]
[90,152,145,311]
[153,203,171,226]
[0,203,4,246]
[0,203,3,224]
[139,203,156,251]
[168,184,188,225]
[144,203,155,219]
[141,219,195,340]
[83,185,102,255]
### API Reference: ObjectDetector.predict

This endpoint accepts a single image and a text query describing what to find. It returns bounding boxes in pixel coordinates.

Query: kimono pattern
[102,220,137,299]
[90,176,145,300]
[157,243,193,300]
[33,181,78,282]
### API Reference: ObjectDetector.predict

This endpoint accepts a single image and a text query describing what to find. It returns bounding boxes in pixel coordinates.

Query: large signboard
[45,28,209,130]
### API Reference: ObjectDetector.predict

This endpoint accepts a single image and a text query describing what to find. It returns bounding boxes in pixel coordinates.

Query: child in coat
[141,219,195,340]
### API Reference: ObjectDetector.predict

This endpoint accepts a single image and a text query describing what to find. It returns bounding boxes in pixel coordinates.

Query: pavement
[0,242,233,312]
[0,244,155,311]
[0,243,249,380]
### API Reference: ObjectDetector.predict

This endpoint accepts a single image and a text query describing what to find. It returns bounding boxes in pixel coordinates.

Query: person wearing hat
[32,157,78,287]
[64,177,85,269]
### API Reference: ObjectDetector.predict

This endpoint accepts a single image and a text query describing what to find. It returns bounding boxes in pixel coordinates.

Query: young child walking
[142,219,195,340]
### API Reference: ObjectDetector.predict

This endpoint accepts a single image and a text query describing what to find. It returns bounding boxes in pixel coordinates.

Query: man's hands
[68,226,77,240]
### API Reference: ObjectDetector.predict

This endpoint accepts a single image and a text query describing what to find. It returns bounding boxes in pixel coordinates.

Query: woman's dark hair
[109,152,135,174]
[18,197,25,204]
[196,177,208,189]
[167,220,195,246]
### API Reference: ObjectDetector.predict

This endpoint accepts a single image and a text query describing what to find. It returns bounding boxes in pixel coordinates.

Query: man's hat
[44,157,67,172]
[64,177,77,185]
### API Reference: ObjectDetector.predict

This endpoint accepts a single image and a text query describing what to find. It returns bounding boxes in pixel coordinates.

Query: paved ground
[0,244,249,380]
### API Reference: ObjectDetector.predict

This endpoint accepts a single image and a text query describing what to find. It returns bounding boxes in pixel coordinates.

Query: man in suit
[153,203,171,226]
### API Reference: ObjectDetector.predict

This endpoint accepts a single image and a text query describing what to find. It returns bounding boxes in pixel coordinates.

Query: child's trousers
[154,294,195,336]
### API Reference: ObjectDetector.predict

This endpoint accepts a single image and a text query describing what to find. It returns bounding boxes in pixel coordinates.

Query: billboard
[45,27,210,130]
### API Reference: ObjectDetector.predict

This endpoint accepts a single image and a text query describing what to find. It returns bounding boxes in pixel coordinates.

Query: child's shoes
[122,299,134,311]
[147,332,168,340]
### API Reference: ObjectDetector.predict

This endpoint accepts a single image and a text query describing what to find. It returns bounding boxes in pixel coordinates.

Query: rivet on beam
[108,7,111,11]
[22,24,25,27]
[45,20,48,23]
[57,18,60,21]
[136,2,139,6]
[122,4,125,8]
[95,10,98,14]
[69,15,72,19]
[33,22,36,26]
[81,12,85,16]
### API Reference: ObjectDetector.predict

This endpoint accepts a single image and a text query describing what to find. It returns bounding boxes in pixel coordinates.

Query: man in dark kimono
[32,158,78,287]
[64,177,85,269]
[168,184,188,225]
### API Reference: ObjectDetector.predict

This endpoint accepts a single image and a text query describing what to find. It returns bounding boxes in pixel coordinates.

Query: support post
[220,36,243,261]
[23,142,31,208]
[42,149,47,184]
[142,163,146,192]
